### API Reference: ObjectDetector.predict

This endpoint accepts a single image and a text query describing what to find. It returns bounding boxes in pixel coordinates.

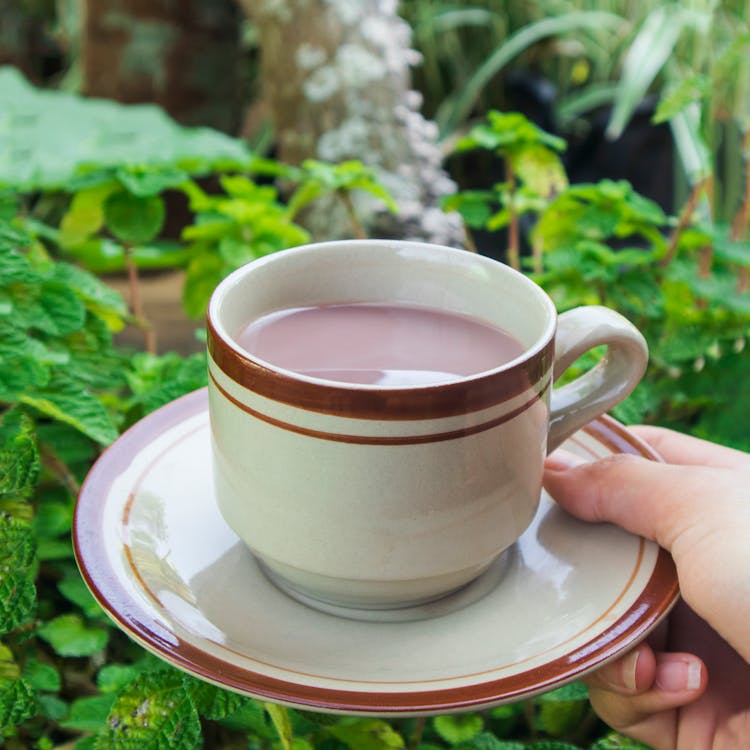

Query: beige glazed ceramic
[72,391,679,715]
[206,240,648,613]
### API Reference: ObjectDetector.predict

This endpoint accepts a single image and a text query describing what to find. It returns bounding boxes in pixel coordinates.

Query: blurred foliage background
[1,2,749,749]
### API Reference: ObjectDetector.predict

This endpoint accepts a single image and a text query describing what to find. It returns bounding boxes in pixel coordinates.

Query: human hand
[543,426,750,750]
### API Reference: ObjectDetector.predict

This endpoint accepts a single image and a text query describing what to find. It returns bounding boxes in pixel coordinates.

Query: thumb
[543,451,717,553]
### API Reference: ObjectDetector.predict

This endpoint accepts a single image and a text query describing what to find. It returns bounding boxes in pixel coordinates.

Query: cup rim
[206,240,557,419]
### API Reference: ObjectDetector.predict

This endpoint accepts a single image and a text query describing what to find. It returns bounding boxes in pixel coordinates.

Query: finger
[586,652,706,745]
[585,644,656,694]
[629,425,749,470]
[543,451,720,551]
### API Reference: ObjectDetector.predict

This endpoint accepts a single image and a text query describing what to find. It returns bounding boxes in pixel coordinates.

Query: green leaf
[434,714,484,745]
[185,677,247,720]
[510,144,567,198]
[0,514,36,632]
[537,681,589,702]
[52,262,128,319]
[441,191,496,229]
[590,733,654,749]
[0,644,19,680]
[0,67,252,192]
[59,183,116,245]
[218,698,275,737]
[22,659,61,693]
[653,74,710,124]
[101,670,202,750]
[97,665,142,694]
[182,252,225,319]
[104,191,166,246]
[0,678,36,737]
[527,743,582,750]
[0,409,39,498]
[328,718,406,750]
[0,568,36,633]
[58,572,102,618]
[607,6,710,139]
[61,694,117,732]
[116,166,189,197]
[439,12,624,135]
[37,614,109,657]
[537,698,588,738]
[38,694,69,721]
[10,283,88,338]
[670,105,712,183]
[455,735,523,750]
[20,373,118,445]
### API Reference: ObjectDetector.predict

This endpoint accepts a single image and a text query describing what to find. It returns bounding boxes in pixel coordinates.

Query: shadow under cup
[206,240,561,615]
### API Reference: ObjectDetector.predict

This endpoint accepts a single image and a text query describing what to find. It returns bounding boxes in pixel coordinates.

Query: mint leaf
[97,665,141,694]
[0,678,36,737]
[591,732,654,749]
[61,694,117,732]
[0,514,36,632]
[58,572,101,618]
[184,677,246,720]
[0,569,36,634]
[104,192,165,246]
[52,262,128,319]
[100,670,201,750]
[115,166,189,197]
[537,681,589,702]
[434,714,484,745]
[22,659,61,693]
[20,373,118,445]
[0,409,39,497]
[37,614,109,657]
[328,719,406,750]
[455,736,523,750]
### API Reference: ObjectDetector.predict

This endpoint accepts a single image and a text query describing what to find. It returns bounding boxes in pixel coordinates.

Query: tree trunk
[0,0,48,82]
[240,0,463,245]
[81,0,243,133]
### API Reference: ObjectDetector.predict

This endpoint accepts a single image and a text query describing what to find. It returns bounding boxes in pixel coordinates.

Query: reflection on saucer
[75,389,678,715]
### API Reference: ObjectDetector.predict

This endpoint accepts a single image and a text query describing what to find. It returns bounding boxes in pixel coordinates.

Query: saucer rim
[73,388,679,715]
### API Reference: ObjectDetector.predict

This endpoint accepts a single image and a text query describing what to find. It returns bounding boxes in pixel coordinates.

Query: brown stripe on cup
[206,316,555,421]
[73,390,678,714]
[209,370,549,445]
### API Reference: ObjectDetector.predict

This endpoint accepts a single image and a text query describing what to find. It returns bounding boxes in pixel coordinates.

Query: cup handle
[548,306,648,453]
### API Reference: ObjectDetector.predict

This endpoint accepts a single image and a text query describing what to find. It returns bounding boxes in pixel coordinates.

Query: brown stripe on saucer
[73,390,680,716]
[209,370,549,445]
[206,316,555,421]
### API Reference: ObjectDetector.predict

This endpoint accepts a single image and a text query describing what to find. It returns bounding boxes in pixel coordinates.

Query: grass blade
[606,5,711,141]
[670,104,712,186]
[437,11,624,136]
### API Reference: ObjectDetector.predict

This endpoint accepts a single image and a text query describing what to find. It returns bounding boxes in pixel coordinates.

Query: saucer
[74,388,678,716]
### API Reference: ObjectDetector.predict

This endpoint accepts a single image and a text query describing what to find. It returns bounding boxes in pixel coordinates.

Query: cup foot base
[257,550,514,622]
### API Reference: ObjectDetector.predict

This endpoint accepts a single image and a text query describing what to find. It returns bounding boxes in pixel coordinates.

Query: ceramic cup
[206,240,648,612]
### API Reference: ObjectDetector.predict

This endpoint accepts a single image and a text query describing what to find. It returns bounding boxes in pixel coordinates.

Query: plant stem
[463,226,479,253]
[532,239,543,274]
[731,130,750,292]
[409,717,426,750]
[40,443,81,497]
[661,176,709,267]
[505,158,520,270]
[338,190,367,240]
[124,244,157,354]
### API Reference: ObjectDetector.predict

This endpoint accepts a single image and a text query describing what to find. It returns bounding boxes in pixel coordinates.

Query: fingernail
[545,449,585,472]
[655,656,702,692]
[621,649,640,691]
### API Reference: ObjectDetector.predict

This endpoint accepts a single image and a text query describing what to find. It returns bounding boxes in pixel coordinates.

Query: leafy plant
[448,110,750,447]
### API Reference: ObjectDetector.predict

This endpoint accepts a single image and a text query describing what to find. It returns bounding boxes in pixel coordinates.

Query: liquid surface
[234,303,525,386]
